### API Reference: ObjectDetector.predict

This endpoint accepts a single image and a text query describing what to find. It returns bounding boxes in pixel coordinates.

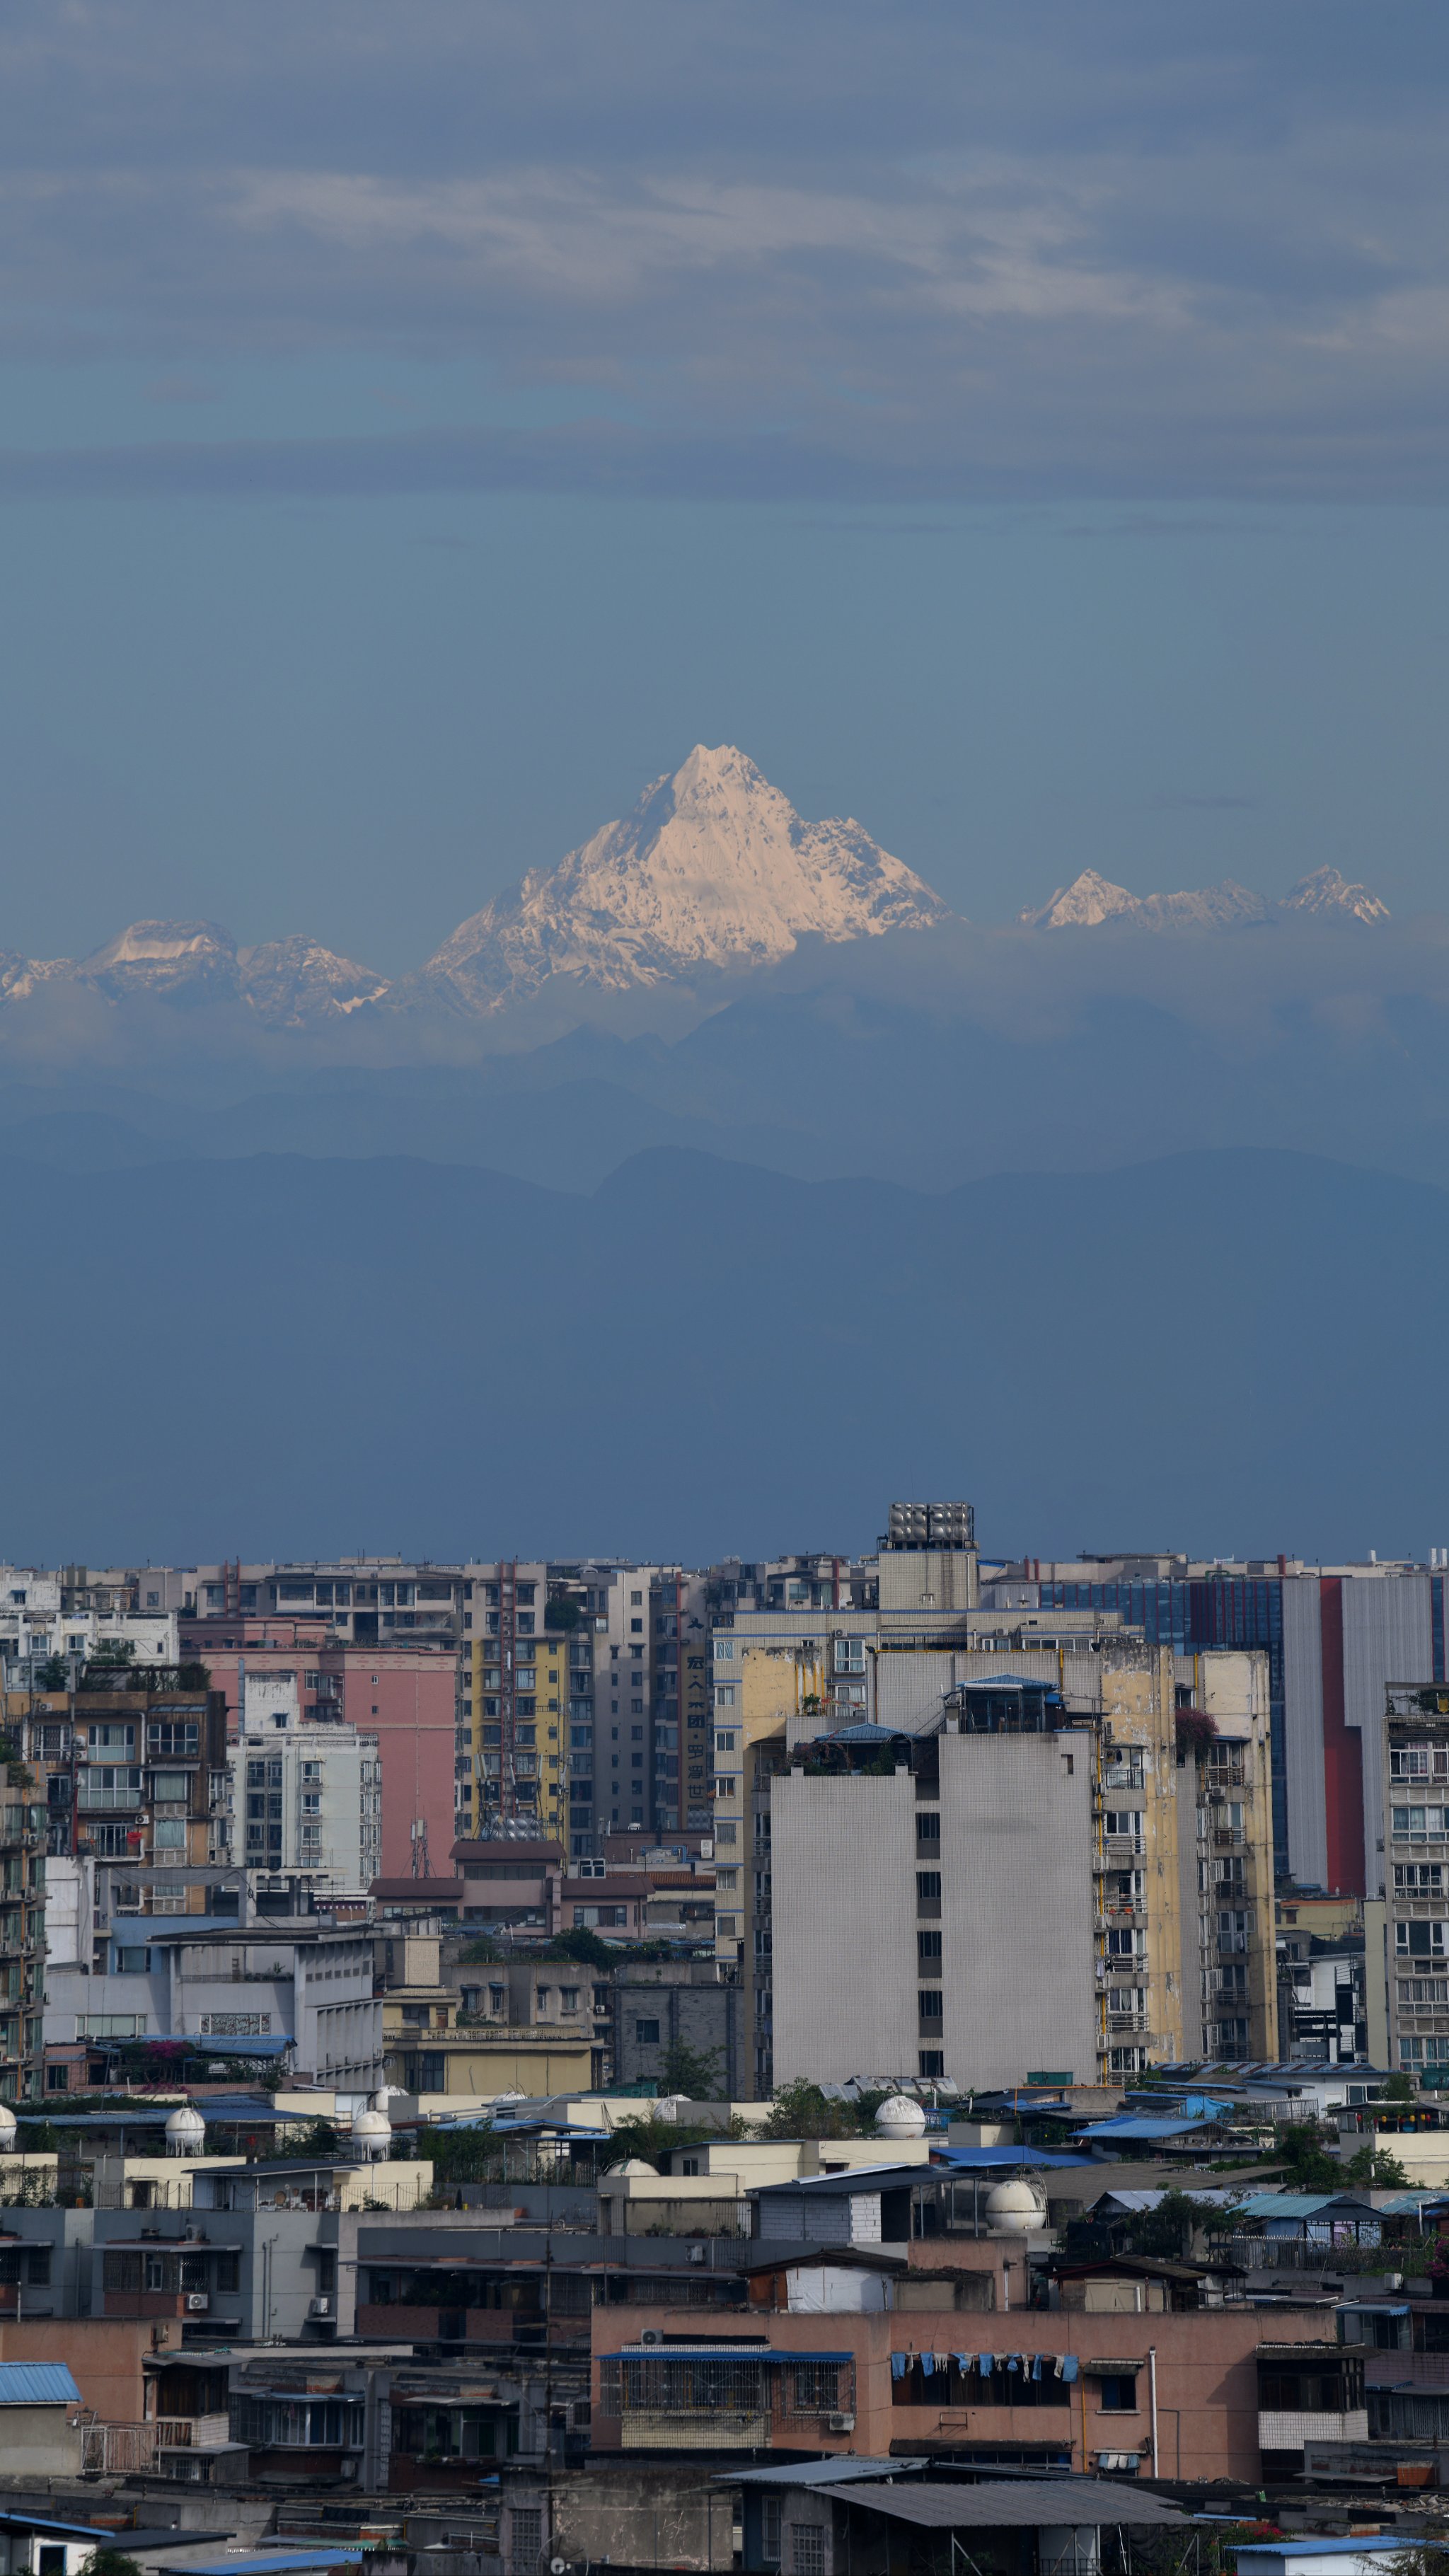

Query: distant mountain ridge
[0,756,1395,1041]
[1020,863,1389,930]
[0,921,387,1027]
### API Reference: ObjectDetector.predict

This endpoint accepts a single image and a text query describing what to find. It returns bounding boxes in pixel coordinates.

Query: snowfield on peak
[417,743,951,1010]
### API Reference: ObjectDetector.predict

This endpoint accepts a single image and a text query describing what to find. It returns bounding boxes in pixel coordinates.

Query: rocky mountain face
[414,742,949,1012]
[1021,862,1388,930]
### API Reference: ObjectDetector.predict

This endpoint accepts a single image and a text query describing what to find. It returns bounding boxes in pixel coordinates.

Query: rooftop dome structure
[985,2177,1046,2234]
[166,2106,207,2159]
[0,2105,17,2154]
[610,2158,658,2178]
[874,2093,927,2140]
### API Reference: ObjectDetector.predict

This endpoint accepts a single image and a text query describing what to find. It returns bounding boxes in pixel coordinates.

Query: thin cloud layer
[3,1,1449,497]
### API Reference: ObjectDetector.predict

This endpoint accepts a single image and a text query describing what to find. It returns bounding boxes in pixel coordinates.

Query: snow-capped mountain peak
[420,743,949,1010]
[1283,865,1390,924]
[1021,862,1388,930]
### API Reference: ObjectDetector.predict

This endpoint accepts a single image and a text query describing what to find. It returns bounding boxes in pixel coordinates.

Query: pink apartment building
[180,1615,457,1879]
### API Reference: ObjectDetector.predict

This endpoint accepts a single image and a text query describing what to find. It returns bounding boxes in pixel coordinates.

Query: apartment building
[0,1756,45,2099]
[12,1672,233,1944]
[1383,1681,1449,2079]
[42,1918,383,2096]
[998,1549,1448,1900]
[230,1673,380,1894]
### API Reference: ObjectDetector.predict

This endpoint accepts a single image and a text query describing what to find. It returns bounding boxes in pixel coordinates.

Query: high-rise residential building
[996,1550,1448,1900]
[1383,1680,1449,2081]
[722,1512,1279,2094]
[231,1673,380,1894]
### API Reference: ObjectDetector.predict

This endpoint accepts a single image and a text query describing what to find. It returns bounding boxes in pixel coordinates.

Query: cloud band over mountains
[6,1,1449,501]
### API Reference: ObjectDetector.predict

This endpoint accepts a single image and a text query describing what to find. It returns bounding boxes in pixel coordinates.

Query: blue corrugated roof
[1073,2115,1213,2141]
[1234,2193,1346,2219]
[164,2555,366,2575]
[0,2363,81,2404]
[932,2147,1095,2169]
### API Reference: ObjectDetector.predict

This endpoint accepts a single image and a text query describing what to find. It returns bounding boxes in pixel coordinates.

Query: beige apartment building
[718,1612,1276,2095]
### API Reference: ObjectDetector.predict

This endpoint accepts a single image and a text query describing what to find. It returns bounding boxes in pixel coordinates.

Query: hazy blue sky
[4,0,1449,966]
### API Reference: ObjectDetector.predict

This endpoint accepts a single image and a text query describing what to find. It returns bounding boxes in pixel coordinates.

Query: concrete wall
[1343,1575,1433,1895]
[771,1734,1096,2091]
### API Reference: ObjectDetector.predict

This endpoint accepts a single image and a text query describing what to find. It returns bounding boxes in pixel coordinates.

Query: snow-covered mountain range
[0,752,1392,1036]
[1020,864,1389,930]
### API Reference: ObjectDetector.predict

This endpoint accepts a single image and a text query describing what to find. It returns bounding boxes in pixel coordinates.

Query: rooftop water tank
[351,2102,393,2161]
[166,2106,207,2159]
[985,2177,1046,2233]
[874,2094,928,2141]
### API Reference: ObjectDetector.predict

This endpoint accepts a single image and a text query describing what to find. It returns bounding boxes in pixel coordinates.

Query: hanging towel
[891,2353,908,2380]
[1062,2356,1079,2384]
[977,2352,994,2376]
[1032,2355,1043,2382]
[1006,2353,1020,2374]
[954,2355,971,2375]
[921,2352,935,2376]
[933,2353,949,2376]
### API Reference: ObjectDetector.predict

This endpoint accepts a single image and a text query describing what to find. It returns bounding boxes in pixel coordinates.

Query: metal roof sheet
[162,2555,367,2575]
[614,2345,853,2363]
[812,2483,1189,2530]
[1072,2116,1213,2141]
[0,2364,81,2404]
[933,2147,1095,2170]
[724,2461,925,2488]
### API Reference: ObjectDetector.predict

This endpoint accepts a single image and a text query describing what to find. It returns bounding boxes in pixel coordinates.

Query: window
[1396,1864,1444,1893]
[150,1721,200,1758]
[636,2018,660,2044]
[918,2050,945,2078]
[916,1813,940,1845]
[918,1929,942,1963]
[791,2529,825,2576]
[917,1871,941,1905]
[918,1988,943,2024]
[151,1773,189,1803]
[1104,1810,1143,1838]
[153,1818,186,1847]
[1397,1920,1448,1957]
[1098,2375,1139,2413]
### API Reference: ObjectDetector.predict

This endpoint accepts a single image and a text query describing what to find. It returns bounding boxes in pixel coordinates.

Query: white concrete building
[231,1685,380,1891]
[42,1919,383,2093]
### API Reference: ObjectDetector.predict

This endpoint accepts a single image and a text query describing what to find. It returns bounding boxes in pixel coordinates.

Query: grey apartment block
[770,1725,1097,2091]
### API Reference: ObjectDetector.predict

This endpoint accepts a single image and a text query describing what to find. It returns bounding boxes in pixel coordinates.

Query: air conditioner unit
[638,2328,664,2345]
[827,2413,855,2434]
[308,2295,331,2317]
[185,2293,209,2312]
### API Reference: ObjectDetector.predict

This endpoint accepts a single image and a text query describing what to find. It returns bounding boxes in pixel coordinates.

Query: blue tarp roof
[0,2364,81,2403]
